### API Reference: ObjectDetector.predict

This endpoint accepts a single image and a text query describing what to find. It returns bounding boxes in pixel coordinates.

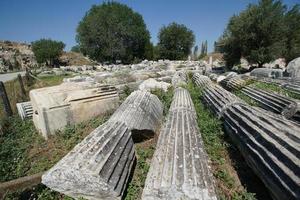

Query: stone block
[30,82,119,139]
[16,101,33,120]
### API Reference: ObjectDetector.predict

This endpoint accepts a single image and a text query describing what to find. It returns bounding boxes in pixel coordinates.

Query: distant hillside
[0,40,37,72]
[0,40,96,73]
[59,51,96,66]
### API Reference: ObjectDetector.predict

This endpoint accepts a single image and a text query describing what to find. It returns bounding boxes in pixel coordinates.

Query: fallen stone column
[142,88,217,200]
[220,76,247,91]
[223,104,300,200]
[42,120,135,200]
[172,70,187,87]
[282,83,300,95]
[202,84,243,118]
[242,86,300,123]
[192,73,212,88]
[108,90,163,133]
[16,101,33,120]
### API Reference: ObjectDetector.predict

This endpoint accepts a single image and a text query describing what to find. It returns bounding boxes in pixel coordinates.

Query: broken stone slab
[242,86,300,123]
[250,68,284,79]
[223,104,300,200]
[192,73,212,88]
[172,70,187,87]
[108,90,163,135]
[16,101,33,120]
[42,120,135,200]
[30,83,119,139]
[286,57,300,78]
[142,88,217,200]
[139,78,171,92]
[202,84,243,118]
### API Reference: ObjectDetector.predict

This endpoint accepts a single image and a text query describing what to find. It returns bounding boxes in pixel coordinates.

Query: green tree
[220,0,286,67]
[193,45,199,60]
[283,4,300,63]
[76,2,150,64]
[71,45,81,53]
[157,22,195,60]
[31,39,65,66]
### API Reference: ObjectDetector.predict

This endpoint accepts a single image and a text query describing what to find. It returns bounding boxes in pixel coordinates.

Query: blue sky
[0,0,299,52]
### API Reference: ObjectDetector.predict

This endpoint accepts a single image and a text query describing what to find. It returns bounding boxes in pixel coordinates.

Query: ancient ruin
[172,70,187,87]
[142,88,217,200]
[192,72,212,87]
[42,120,135,200]
[108,90,163,134]
[16,101,33,120]
[242,86,300,122]
[30,82,119,138]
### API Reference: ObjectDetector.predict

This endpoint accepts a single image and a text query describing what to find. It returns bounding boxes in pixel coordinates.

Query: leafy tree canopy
[219,0,292,67]
[157,22,195,60]
[31,39,65,66]
[76,2,150,64]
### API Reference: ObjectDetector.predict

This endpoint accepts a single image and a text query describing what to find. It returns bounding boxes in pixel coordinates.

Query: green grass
[1,114,109,200]
[185,80,256,200]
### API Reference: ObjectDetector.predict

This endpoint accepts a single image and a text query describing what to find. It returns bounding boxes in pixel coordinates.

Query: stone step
[42,120,135,200]
[172,70,187,87]
[142,88,217,200]
[242,86,300,123]
[16,101,33,120]
[223,104,300,200]
[202,84,243,118]
[192,73,212,88]
[108,90,163,133]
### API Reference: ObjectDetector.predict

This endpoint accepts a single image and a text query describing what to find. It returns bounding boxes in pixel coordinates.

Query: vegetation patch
[1,114,110,200]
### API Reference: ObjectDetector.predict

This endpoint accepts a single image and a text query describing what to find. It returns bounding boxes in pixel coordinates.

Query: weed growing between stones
[185,80,257,200]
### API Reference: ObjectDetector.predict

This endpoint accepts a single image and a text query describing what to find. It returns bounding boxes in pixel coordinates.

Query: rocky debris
[242,86,300,122]
[250,68,284,78]
[30,83,119,139]
[172,70,187,87]
[192,73,212,88]
[263,58,286,70]
[0,40,37,72]
[286,57,300,79]
[223,104,300,200]
[59,52,96,66]
[16,101,33,120]
[63,75,95,83]
[202,84,243,118]
[138,78,171,92]
[142,88,217,200]
[108,90,163,134]
[42,120,135,200]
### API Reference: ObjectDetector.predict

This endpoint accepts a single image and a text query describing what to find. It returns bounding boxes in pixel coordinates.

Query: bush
[31,39,65,66]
